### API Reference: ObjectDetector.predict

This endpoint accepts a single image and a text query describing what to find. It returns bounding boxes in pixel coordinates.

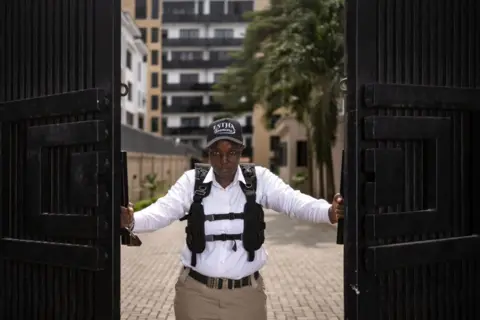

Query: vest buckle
[228,212,235,220]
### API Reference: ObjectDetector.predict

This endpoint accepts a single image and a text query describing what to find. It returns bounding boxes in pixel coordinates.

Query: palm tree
[215,0,344,196]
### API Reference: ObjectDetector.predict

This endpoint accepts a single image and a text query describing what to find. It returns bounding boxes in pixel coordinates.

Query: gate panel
[0,1,120,319]
[345,0,480,319]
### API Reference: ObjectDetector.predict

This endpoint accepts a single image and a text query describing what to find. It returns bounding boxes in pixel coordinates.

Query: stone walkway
[121,210,344,319]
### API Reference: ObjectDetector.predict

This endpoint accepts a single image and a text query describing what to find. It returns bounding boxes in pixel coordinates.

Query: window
[162,73,167,85]
[162,29,168,39]
[162,117,168,131]
[214,29,234,39]
[140,28,147,42]
[151,28,159,43]
[137,62,142,80]
[151,0,160,18]
[180,73,199,83]
[210,1,224,14]
[138,115,144,130]
[172,96,202,106]
[213,73,224,82]
[151,95,159,110]
[179,29,200,39]
[127,81,133,101]
[143,55,147,62]
[171,51,202,61]
[151,72,158,88]
[245,137,252,147]
[151,117,159,132]
[135,0,147,19]
[296,141,308,167]
[180,117,200,127]
[161,96,167,107]
[245,115,252,126]
[211,51,232,61]
[270,136,280,150]
[151,50,159,65]
[163,2,195,14]
[126,111,134,126]
[277,142,287,166]
[228,1,253,15]
[126,50,132,69]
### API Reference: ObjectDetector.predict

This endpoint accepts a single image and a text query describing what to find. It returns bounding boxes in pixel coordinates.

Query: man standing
[121,118,344,320]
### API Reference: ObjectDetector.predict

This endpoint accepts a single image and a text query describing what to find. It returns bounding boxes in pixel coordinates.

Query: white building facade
[161,0,254,157]
[121,11,149,130]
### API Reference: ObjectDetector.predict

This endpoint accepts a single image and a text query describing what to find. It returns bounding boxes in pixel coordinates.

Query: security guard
[121,118,344,320]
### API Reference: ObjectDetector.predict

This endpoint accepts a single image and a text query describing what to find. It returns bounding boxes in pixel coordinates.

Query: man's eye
[212,151,220,156]
[229,151,237,156]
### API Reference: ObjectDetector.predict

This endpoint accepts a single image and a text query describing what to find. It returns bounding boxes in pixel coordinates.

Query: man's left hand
[329,193,344,224]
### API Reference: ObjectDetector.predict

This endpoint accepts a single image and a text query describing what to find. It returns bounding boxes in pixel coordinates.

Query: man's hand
[328,193,344,224]
[120,202,134,229]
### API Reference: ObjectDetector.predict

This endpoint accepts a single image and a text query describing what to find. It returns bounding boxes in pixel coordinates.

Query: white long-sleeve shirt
[134,165,333,279]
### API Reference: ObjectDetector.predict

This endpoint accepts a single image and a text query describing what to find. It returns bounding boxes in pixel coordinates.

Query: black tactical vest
[180,163,266,267]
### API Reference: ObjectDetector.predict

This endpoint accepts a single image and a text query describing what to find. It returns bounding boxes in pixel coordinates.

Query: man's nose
[220,154,229,163]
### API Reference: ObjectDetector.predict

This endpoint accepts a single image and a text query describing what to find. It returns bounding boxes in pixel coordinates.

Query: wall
[127,152,192,202]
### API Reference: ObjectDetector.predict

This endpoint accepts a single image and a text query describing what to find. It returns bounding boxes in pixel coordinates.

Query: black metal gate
[345,0,480,319]
[0,1,121,319]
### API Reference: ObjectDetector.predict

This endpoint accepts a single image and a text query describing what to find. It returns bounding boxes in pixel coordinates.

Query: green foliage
[215,0,345,196]
[142,173,167,199]
[134,198,157,212]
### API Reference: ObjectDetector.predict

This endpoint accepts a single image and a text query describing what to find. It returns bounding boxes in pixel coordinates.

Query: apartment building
[122,0,163,134]
[161,0,254,159]
[121,12,149,129]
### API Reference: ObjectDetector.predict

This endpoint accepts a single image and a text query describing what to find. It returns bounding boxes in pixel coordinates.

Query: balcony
[163,102,226,114]
[162,58,235,69]
[163,82,214,92]
[163,125,254,136]
[163,38,243,47]
[162,13,248,23]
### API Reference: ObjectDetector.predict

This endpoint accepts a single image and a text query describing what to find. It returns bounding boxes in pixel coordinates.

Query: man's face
[208,140,244,179]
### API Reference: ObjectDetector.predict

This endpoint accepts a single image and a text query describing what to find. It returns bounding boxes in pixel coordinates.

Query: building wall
[121,12,148,130]
[122,0,163,135]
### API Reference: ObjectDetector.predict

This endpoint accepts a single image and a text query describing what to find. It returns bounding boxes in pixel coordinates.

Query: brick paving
[121,210,344,320]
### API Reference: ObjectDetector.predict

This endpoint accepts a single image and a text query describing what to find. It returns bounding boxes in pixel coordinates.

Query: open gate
[345,0,480,319]
[0,1,121,319]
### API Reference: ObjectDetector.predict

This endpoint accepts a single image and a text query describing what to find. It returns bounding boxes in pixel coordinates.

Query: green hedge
[134,198,158,211]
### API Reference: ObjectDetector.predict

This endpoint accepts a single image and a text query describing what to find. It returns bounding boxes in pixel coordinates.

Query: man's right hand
[120,202,134,229]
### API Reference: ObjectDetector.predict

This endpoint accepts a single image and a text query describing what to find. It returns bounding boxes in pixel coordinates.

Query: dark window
[228,1,253,15]
[180,73,199,83]
[140,28,147,42]
[151,0,160,18]
[138,115,145,130]
[270,136,280,150]
[126,50,132,69]
[162,73,167,85]
[277,142,287,166]
[171,51,202,61]
[126,111,134,126]
[180,117,200,127]
[151,95,159,110]
[213,73,224,82]
[161,96,167,107]
[162,117,168,131]
[179,29,200,38]
[172,96,203,106]
[269,114,281,128]
[151,72,158,88]
[162,52,168,62]
[245,137,252,147]
[210,50,232,60]
[162,29,168,39]
[151,28,159,43]
[151,117,159,132]
[210,1,224,14]
[127,81,133,101]
[245,115,252,126]
[163,2,195,14]
[135,0,147,19]
[296,141,308,167]
[143,55,147,62]
[151,50,159,65]
[198,0,204,14]
[214,29,234,38]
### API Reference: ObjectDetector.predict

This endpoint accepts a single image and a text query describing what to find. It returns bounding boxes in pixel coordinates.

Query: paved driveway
[121,210,344,319]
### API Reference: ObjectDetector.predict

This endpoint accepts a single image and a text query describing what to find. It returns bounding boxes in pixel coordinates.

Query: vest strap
[204,212,244,222]
[205,234,242,242]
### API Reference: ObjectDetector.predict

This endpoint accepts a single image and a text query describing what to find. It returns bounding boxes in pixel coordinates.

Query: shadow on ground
[264,211,337,248]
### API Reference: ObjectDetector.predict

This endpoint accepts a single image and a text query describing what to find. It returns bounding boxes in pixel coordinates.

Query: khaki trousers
[174,268,267,320]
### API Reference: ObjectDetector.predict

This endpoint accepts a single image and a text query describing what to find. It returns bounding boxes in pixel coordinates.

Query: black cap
[206,118,244,147]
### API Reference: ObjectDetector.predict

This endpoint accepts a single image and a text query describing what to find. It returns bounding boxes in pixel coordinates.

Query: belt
[185,267,260,289]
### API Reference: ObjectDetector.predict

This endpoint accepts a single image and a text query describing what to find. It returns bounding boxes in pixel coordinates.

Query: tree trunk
[318,160,325,198]
[305,125,315,196]
[325,140,336,200]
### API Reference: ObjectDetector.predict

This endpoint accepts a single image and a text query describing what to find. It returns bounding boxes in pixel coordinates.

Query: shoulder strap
[239,163,257,200]
[193,163,212,203]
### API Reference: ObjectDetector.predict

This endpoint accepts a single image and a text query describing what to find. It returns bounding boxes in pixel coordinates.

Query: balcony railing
[162,82,214,92]
[162,58,235,69]
[163,102,226,114]
[163,38,243,47]
[163,125,254,135]
[163,13,249,23]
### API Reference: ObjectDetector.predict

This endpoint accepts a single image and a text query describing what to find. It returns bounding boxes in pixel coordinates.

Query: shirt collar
[203,165,246,186]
